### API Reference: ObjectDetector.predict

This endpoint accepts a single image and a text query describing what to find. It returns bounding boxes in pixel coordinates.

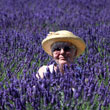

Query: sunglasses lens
[64,46,71,51]
[54,47,61,51]
[53,46,71,52]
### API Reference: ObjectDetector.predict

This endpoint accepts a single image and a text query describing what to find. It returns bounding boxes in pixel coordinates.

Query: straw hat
[42,30,86,57]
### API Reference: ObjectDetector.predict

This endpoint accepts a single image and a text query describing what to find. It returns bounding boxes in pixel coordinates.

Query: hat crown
[47,32,60,37]
[47,30,77,38]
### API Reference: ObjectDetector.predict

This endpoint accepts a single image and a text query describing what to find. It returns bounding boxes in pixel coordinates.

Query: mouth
[59,56,66,59]
[59,57,67,61]
[59,56,69,62]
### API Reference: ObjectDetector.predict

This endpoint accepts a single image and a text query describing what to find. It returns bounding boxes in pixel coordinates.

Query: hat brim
[42,36,86,57]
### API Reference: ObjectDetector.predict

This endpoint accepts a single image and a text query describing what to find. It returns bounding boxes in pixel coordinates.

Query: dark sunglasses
[52,46,75,52]
[51,42,76,52]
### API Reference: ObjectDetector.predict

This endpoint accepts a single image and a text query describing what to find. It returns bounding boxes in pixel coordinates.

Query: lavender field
[0,0,110,110]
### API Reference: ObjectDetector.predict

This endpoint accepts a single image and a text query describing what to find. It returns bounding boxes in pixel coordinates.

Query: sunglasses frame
[51,42,76,53]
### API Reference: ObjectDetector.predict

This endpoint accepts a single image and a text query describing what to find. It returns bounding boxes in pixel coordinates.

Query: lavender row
[0,64,110,109]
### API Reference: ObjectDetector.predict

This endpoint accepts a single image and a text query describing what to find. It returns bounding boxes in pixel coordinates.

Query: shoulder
[36,64,55,79]
[38,65,47,73]
[36,65,47,79]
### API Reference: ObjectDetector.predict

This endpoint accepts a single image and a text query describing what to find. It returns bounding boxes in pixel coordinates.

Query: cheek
[66,53,73,59]
[66,51,75,59]
[52,52,59,59]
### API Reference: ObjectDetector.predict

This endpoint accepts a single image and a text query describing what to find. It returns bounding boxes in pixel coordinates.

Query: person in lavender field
[36,30,86,78]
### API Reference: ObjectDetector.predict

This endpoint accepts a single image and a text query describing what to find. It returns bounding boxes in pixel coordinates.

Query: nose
[60,48,65,54]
